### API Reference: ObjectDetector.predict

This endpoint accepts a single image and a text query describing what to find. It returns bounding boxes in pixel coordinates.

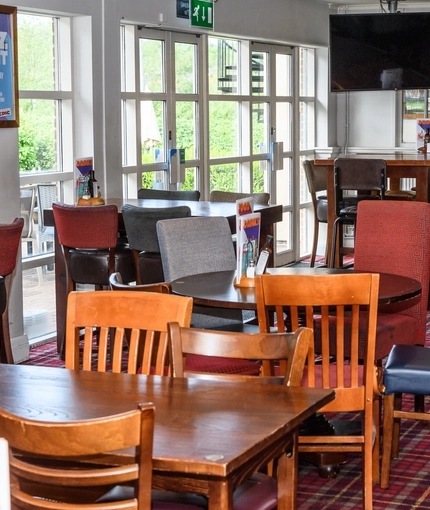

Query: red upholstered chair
[53,203,135,356]
[354,201,430,360]
[0,218,24,363]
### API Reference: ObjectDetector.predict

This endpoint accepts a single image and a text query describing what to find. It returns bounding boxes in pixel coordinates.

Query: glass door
[121,27,202,195]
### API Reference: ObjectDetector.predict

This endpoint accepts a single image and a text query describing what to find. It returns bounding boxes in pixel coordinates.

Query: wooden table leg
[208,480,233,510]
[277,429,298,510]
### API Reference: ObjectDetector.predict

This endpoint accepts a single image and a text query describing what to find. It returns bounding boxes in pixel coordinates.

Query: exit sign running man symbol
[190,0,214,29]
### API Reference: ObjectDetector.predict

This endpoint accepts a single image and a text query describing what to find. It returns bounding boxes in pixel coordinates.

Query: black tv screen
[330,13,430,92]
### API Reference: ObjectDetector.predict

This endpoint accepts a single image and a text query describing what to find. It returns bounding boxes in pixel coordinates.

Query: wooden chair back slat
[169,322,312,387]
[65,291,192,374]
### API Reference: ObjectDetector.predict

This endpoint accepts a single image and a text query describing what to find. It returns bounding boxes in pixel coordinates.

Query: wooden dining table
[44,198,283,355]
[0,364,334,510]
[170,267,422,311]
[315,153,430,266]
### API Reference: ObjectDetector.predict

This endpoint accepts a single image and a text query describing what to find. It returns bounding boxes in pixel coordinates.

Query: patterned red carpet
[21,317,430,509]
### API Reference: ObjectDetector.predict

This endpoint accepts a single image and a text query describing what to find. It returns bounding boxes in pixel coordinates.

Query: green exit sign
[190,0,214,29]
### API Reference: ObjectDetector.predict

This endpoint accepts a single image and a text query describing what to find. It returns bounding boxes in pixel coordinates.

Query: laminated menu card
[236,211,261,284]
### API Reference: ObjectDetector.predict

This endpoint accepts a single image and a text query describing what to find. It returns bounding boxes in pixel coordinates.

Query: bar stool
[330,158,387,268]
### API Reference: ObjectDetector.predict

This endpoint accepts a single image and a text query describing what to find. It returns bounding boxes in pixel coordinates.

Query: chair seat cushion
[69,244,135,286]
[383,344,430,395]
[316,197,328,223]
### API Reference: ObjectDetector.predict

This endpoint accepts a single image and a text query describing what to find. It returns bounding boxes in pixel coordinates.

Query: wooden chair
[65,290,193,375]
[2,403,156,510]
[109,271,171,294]
[302,160,328,267]
[168,322,311,385]
[167,323,312,510]
[255,272,380,510]
[0,218,24,364]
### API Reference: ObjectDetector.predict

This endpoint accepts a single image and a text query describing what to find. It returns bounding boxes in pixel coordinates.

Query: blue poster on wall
[0,10,16,124]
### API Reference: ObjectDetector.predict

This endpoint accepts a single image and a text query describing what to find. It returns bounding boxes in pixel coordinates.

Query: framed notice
[177,0,190,19]
[0,6,18,128]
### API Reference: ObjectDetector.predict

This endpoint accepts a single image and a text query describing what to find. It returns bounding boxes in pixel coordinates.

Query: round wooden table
[171,267,422,309]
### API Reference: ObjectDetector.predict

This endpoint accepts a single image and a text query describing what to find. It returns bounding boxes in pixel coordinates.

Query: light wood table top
[0,364,333,510]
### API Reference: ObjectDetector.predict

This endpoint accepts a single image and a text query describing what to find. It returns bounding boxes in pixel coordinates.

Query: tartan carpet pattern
[20,315,430,508]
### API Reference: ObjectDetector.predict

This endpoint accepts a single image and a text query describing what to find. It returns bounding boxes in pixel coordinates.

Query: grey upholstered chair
[157,216,245,329]
[121,204,191,284]
[209,190,270,205]
[137,189,200,201]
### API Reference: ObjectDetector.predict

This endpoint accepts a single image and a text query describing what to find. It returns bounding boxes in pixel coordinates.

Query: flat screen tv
[330,12,430,92]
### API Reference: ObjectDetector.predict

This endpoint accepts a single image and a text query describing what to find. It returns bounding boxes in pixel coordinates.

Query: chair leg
[0,275,14,364]
[391,393,402,458]
[415,394,425,413]
[381,393,395,489]
[363,412,374,509]
[372,396,380,484]
[330,218,340,268]
[310,215,319,268]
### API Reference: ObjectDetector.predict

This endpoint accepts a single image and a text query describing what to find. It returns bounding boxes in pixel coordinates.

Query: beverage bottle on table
[255,235,273,275]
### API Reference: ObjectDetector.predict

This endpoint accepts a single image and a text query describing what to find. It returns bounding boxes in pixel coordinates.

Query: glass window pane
[176,101,197,160]
[253,160,267,194]
[276,211,292,253]
[252,102,269,155]
[182,167,197,191]
[276,53,291,96]
[141,100,164,163]
[300,101,315,150]
[175,42,197,94]
[208,37,239,95]
[275,102,292,151]
[18,14,56,91]
[209,101,238,157]
[276,158,292,207]
[252,51,268,96]
[140,38,164,93]
[19,99,57,172]
[141,170,166,189]
[300,208,313,258]
[122,99,136,167]
[23,266,56,342]
[210,162,238,192]
[300,48,315,96]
